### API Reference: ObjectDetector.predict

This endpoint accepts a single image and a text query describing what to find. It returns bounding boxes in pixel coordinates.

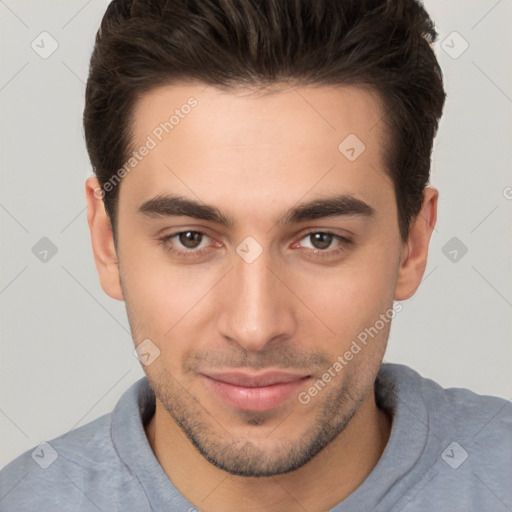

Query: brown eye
[295,231,352,259]
[309,232,334,250]
[159,229,217,259]
[299,232,340,251]
[178,231,203,249]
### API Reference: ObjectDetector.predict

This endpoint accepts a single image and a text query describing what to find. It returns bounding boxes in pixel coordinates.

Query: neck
[145,388,391,512]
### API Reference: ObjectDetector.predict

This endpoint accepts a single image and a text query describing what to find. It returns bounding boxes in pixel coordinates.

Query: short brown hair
[83,0,446,241]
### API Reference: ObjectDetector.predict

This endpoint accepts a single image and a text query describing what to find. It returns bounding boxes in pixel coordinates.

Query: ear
[85,176,124,301]
[394,187,438,301]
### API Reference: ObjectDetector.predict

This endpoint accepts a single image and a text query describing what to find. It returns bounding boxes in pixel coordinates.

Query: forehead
[131,81,385,147]
[120,82,393,224]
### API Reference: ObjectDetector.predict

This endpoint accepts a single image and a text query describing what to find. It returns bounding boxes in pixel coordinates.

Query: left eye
[298,232,344,251]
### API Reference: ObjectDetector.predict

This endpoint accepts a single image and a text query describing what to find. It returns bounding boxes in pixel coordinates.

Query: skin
[85,82,437,512]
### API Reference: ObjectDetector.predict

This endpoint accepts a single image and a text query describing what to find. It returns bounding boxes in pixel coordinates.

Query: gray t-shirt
[1,363,511,511]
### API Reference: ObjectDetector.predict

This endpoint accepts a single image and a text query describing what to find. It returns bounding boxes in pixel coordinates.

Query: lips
[204,370,308,387]
[201,370,311,412]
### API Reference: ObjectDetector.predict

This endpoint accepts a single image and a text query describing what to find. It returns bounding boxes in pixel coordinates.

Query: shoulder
[0,412,149,512]
[391,363,510,426]
[377,363,512,510]
[380,362,511,441]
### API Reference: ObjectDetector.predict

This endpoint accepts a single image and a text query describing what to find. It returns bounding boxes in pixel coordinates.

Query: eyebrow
[137,194,375,226]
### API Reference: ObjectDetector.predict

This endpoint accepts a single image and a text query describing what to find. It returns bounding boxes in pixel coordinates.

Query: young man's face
[87,82,435,476]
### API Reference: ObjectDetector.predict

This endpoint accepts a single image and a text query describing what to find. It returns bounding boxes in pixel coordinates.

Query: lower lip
[202,376,311,412]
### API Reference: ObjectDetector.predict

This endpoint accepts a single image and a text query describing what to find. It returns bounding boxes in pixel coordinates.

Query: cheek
[293,250,399,346]
[126,272,207,335]
[120,243,222,351]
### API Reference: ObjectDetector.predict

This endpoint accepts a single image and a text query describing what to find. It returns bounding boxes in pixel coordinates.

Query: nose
[216,245,297,353]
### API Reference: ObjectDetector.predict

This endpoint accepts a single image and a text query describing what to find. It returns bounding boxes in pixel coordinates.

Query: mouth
[200,370,312,412]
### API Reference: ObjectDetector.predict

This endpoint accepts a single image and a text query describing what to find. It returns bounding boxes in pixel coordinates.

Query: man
[1,0,510,511]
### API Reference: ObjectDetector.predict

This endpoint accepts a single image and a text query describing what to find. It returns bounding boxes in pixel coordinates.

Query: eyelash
[158,230,352,260]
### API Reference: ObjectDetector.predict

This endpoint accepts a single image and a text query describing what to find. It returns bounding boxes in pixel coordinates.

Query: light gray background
[1,0,511,469]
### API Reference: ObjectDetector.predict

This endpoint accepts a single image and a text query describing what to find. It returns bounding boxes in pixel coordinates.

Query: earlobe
[85,176,124,301]
[394,187,438,301]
